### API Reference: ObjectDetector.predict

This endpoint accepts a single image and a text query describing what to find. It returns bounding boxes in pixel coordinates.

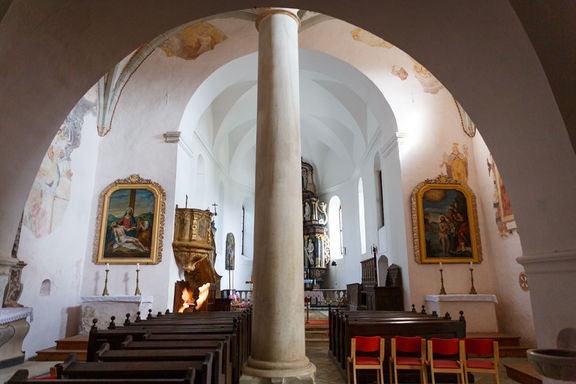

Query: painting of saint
[412,177,481,264]
[440,143,469,184]
[487,154,517,236]
[225,232,235,271]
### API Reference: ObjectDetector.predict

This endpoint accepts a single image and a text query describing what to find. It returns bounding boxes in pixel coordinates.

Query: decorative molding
[381,132,407,158]
[163,131,181,143]
[255,9,301,31]
[517,250,576,273]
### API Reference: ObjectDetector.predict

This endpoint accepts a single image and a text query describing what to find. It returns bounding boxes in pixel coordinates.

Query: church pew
[96,343,223,384]
[56,354,211,384]
[331,310,466,369]
[6,369,196,384]
[87,322,241,384]
[119,337,230,384]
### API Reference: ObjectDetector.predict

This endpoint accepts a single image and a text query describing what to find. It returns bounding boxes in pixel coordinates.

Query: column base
[241,356,316,383]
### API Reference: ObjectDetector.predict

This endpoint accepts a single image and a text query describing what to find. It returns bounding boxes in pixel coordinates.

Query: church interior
[1,2,575,384]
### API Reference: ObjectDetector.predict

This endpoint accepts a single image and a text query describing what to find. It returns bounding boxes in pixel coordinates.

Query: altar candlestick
[439,263,446,295]
[135,264,142,296]
[102,264,110,296]
[469,263,477,294]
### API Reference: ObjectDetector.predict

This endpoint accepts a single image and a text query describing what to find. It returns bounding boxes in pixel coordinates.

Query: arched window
[358,178,367,254]
[329,196,343,260]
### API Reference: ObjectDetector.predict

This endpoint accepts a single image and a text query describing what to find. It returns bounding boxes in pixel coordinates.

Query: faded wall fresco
[23,97,95,237]
[391,65,408,80]
[455,98,477,137]
[487,154,517,237]
[160,22,227,60]
[350,28,393,48]
[413,60,444,94]
[440,143,469,185]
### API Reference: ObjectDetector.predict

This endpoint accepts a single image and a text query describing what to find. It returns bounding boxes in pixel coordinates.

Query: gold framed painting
[411,175,482,264]
[94,174,166,264]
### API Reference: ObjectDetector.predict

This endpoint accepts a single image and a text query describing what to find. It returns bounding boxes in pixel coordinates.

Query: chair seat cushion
[433,359,460,369]
[356,356,381,365]
[466,360,495,370]
[396,357,422,366]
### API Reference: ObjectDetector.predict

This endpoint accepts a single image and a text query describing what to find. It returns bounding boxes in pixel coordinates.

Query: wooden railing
[236,289,346,306]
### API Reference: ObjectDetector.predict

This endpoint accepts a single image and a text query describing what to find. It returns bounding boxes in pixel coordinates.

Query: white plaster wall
[18,91,100,356]
[471,132,534,345]
[80,54,180,316]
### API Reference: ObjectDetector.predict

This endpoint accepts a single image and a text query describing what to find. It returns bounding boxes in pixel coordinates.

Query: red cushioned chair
[427,338,465,384]
[389,336,428,384]
[463,338,500,384]
[346,336,385,384]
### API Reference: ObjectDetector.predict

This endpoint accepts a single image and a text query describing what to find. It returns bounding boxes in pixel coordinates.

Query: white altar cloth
[81,295,153,304]
[425,294,498,303]
[0,307,33,324]
[425,294,499,333]
[80,295,153,334]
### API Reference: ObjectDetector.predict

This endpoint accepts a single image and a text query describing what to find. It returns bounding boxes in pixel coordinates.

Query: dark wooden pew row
[330,308,466,370]
[115,322,240,383]
[118,336,230,384]
[56,354,211,384]
[87,311,248,384]
[133,311,251,365]
[331,309,439,364]
[6,368,196,384]
[96,342,223,384]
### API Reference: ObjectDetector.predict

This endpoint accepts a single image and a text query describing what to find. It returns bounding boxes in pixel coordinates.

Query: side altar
[425,294,499,333]
[80,295,153,333]
[0,307,32,367]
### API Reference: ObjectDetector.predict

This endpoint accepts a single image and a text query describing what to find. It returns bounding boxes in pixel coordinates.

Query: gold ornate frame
[94,174,166,264]
[411,175,482,264]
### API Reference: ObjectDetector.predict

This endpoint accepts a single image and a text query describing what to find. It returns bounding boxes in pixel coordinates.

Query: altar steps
[504,361,542,384]
[305,324,329,343]
[467,332,532,357]
[35,334,88,361]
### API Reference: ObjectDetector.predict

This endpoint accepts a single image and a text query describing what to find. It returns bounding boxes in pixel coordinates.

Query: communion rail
[236,289,346,307]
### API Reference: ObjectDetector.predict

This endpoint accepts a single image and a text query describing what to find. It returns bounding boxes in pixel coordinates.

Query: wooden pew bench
[96,343,223,384]
[6,369,196,384]
[56,354,212,384]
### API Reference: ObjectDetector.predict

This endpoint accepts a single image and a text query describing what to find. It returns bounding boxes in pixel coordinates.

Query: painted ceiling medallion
[160,22,227,60]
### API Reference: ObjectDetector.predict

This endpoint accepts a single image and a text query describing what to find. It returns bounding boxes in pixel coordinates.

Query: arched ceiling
[179,49,396,190]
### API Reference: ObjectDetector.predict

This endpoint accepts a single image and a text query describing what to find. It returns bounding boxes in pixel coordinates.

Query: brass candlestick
[469,267,477,294]
[134,270,142,295]
[439,268,447,295]
[102,269,110,296]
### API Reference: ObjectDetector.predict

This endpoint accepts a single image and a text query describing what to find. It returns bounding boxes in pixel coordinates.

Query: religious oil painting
[95,175,165,264]
[411,175,482,264]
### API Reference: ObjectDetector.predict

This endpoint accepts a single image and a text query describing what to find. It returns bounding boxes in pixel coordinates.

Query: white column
[241,8,315,383]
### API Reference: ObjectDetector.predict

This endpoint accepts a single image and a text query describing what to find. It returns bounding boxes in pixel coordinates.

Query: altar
[425,294,499,333]
[80,295,153,333]
[0,307,32,368]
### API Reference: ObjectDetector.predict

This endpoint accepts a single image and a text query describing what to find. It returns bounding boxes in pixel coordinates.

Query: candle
[470,261,473,267]
[136,263,140,271]
[439,262,443,268]
[105,263,110,271]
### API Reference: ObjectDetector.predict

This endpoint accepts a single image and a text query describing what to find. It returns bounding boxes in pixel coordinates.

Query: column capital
[255,8,300,31]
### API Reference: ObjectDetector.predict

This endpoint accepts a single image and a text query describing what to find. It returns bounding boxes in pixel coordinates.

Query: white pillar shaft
[243,9,314,381]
